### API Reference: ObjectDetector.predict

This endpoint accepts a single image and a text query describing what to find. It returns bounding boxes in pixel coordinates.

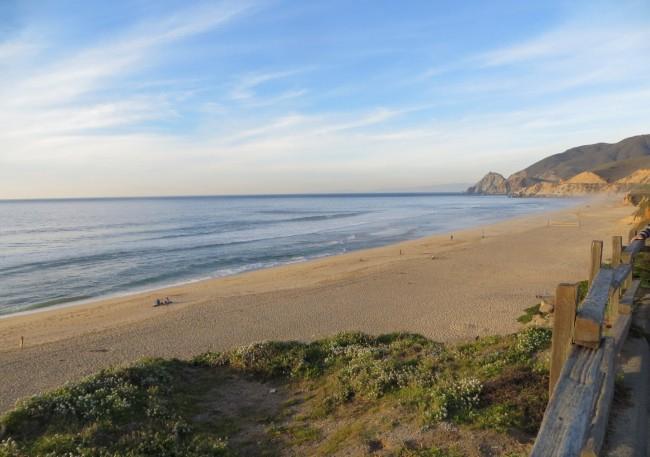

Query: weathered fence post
[606,236,623,327]
[621,248,633,291]
[589,240,603,287]
[611,236,622,267]
[549,283,578,396]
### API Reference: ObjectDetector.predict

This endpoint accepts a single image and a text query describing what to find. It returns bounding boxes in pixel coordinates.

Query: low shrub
[0,360,235,457]
[2,327,553,456]
[423,377,483,423]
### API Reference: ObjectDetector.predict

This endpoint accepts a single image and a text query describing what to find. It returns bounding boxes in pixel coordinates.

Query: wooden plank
[530,345,606,457]
[611,263,632,290]
[550,283,578,396]
[611,312,632,354]
[625,245,650,253]
[589,240,603,287]
[581,338,616,457]
[610,236,623,301]
[612,236,622,267]
[625,238,646,259]
[620,279,640,315]
[623,225,649,260]
[605,289,619,328]
[606,238,623,328]
[582,313,632,456]
[574,268,614,348]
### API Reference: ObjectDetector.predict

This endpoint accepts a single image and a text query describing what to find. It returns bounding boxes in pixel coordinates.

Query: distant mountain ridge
[467,134,650,196]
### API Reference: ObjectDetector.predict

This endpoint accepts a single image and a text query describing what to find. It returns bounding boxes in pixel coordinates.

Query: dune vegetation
[0,327,553,457]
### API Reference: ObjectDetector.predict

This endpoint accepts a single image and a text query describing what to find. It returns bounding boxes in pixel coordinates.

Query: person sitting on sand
[164,297,172,305]
[154,299,161,307]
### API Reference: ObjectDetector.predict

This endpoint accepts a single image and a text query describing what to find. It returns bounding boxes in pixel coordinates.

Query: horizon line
[0,191,481,203]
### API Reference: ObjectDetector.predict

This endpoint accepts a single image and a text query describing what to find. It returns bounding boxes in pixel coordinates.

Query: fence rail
[530,221,649,457]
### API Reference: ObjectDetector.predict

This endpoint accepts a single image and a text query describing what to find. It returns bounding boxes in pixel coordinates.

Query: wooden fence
[530,221,650,457]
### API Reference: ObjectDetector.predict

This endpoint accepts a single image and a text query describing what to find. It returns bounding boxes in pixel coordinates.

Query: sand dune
[0,196,635,412]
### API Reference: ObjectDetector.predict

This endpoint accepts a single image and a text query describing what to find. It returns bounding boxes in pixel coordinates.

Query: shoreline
[0,252,339,321]
[1,197,581,321]
[0,195,636,413]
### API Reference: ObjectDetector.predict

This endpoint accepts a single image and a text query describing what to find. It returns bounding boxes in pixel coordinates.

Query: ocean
[0,194,576,315]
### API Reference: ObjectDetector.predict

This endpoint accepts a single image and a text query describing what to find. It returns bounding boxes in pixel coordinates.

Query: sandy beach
[0,196,635,412]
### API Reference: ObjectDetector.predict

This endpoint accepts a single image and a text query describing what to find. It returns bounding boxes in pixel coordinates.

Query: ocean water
[0,194,576,315]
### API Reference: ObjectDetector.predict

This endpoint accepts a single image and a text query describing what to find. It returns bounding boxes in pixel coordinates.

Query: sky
[1,0,649,198]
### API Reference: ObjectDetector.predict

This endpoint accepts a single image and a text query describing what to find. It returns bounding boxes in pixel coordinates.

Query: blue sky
[1,0,649,198]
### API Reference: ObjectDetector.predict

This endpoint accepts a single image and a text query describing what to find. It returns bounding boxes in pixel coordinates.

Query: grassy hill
[516,134,650,183]
[0,328,553,457]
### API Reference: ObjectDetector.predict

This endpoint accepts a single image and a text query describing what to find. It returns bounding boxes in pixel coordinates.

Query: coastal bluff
[467,134,650,197]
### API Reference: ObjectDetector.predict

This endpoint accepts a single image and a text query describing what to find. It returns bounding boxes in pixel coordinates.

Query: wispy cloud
[0,1,255,156]
[0,38,40,63]
[470,22,650,95]
[230,69,304,100]
[3,2,253,108]
[479,26,650,68]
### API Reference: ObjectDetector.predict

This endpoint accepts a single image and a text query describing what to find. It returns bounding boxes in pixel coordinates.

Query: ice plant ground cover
[0,328,552,457]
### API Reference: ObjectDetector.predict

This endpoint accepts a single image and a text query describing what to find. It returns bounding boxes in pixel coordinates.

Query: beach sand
[0,196,635,412]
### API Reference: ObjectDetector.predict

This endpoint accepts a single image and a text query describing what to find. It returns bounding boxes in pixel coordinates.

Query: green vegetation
[517,303,541,323]
[0,328,553,456]
[396,445,464,456]
[577,279,589,302]
[0,360,234,457]
[634,252,650,288]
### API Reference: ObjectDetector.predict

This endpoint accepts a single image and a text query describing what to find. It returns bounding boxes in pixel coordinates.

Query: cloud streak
[0,1,255,136]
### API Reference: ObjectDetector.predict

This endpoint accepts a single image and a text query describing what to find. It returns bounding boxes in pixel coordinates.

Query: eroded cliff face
[466,172,509,195]
[511,181,611,197]
[510,171,610,197]
[616,169,650,186]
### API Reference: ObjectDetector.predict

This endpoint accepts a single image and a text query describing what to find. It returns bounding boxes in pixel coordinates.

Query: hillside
[590,156,650,182]
[467,134,650,196]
